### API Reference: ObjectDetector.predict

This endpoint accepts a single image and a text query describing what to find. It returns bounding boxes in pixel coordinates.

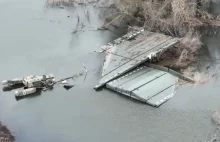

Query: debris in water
[83,63,88,82]
[210,137,220,142]
[2,73,84,99]
[212,109,220,126]
[63,84,74,90]
[0,122,14,142]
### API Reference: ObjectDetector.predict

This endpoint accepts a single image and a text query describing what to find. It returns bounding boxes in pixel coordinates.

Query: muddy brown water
[1,0,220,142]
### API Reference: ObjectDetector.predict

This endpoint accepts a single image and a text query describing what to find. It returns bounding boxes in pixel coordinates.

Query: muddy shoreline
[0,122,14,142]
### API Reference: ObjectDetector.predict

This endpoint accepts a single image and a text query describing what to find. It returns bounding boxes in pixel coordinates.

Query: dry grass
[116,0,217,36]
[114,0,220,72]
[115,0,220,38]
[155,32,202,69]
[176,31,202,67]
[0,122,14,142]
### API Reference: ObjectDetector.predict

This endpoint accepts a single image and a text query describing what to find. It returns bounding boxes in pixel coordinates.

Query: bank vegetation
[46,0,220,82]
[113,0,220,68]
[0,122,14,142]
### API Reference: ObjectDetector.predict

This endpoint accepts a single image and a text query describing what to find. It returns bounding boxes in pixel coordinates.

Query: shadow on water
[2,84,24,92]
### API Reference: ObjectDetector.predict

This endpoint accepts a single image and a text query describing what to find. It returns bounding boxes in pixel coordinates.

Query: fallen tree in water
[0,122,14,142]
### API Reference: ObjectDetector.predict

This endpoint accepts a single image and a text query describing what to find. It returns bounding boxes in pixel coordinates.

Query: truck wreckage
[94,29,194,107]
[2,74,76,99]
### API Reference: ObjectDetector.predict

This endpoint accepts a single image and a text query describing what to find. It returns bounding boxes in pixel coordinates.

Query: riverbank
[107,0,220,84]
[45,0,220,80]
[0,122,14,142]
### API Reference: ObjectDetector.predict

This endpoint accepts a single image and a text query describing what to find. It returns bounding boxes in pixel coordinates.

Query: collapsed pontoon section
[106,66,177,107]
[94,29,185,107]
[94,29,180,89]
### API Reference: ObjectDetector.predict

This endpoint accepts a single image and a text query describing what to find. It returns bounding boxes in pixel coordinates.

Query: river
[0,0,220,142]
